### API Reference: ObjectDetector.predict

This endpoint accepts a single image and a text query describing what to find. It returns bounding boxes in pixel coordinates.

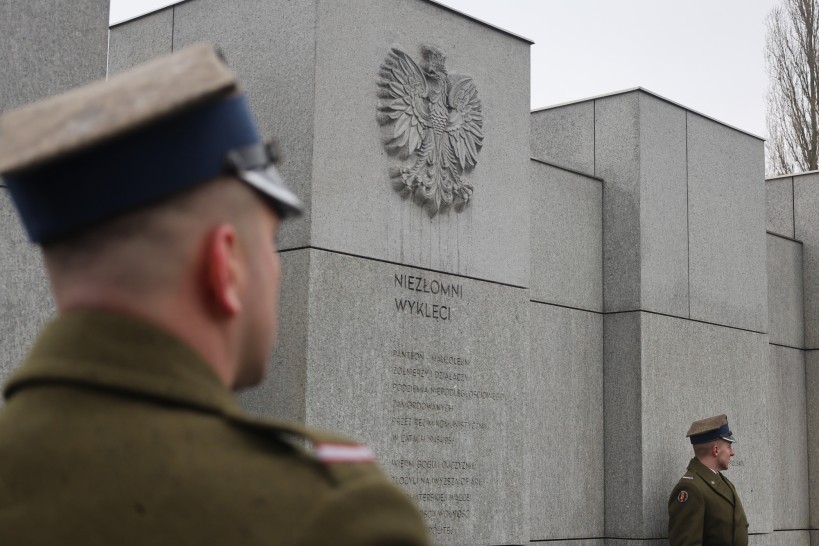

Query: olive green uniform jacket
[0,311,430,546]
[668,457,749,546]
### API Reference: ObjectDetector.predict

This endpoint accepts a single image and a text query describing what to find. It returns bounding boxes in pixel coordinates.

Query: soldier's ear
[204,223,244,316]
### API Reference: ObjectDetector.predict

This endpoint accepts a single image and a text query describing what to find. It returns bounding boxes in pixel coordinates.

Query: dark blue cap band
[5,94,261,243]
[690,424,733,444]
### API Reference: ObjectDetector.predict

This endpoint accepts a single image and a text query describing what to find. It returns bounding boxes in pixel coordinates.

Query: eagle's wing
[378,48,429,156]
[445,75,483,170]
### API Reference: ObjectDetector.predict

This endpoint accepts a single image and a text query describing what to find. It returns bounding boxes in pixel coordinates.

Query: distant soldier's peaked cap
[686,414,736,445]
[0,43,302,243]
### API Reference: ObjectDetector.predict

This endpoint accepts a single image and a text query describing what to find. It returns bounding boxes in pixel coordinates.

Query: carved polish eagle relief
[378,46,484,215]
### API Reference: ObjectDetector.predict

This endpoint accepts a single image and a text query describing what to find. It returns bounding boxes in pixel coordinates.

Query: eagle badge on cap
[677,490,689,503]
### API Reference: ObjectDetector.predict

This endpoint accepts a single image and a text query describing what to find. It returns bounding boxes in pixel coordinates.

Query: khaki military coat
[0,311,430,546]
[668,457,749,546]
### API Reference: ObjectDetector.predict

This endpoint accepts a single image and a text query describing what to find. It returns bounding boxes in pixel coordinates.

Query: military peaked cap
[0,43,302,243]
[686,414,736,444]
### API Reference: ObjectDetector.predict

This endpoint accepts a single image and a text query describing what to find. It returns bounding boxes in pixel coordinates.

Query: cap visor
[720,434,736,443]
[239,166,302,218]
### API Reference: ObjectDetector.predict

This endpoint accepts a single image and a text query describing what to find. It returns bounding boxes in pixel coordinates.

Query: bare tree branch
[766,0,819,176]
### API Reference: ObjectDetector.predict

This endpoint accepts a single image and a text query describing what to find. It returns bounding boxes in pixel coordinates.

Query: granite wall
[110,1,532,544]
[532,89,791,544]
[2,1,817,545]
[0,0,109,393]
[766,171,817,539]
[529,160,603,541]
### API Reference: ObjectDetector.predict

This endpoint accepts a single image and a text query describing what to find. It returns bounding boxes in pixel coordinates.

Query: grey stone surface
[596,92,641,312]
[638,94,689,317]
[768,345,809,530]
[312,0,529,286]
[529,303,603,540]
[531,101,595,175]
[161,0,318,251]
[531,538,607,546]
[649,316,773,536]
[0,0,108,113]
[0,0,108,388]
[603,312,643,538]
[766,234,804,348]
[794,173,819,349]
[115,0,532,285]
[108,8,174,75]
[530,161,602,311]
[244,249,528,545]
[0,190,55,394]
[606,311,774,537]
[642,314,774,536]
[806,350,819,528]
[766,177,795,238]
[309,0,531,286]
[604,541,665,546]
[751,531,811,546]
[812,530,819,546]
[238,249,310,423]
[687,112,768,332]
[585,89,767,324]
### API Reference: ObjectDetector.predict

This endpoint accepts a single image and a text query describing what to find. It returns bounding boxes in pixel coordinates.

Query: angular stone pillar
[111,2,532,543]
[765,174,811,538]
[0,0,109,390]
[534,89,772,542]
[786,172,819,536]
[527,159,604,541]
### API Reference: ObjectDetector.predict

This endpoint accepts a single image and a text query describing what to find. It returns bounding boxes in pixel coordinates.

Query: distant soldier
[0,44,430,546]
[668,414,749,546]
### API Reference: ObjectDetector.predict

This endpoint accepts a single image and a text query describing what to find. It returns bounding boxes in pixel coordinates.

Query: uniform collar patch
[315,443,376,464]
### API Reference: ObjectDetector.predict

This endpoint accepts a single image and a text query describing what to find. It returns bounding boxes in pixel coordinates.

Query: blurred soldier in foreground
[0,44,429,546]
[668,414,749,546]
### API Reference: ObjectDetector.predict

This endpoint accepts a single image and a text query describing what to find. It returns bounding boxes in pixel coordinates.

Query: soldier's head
[687,414,737,471]
[0,44,302,390]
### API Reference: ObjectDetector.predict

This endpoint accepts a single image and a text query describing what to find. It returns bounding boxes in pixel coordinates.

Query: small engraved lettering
[394,274,463,299]
[433,370,467,382]
[428,525,454,536]
[394,298,452,321]
[392,399,454,412]
[392,349,424,361]
[391,366,431,378]
[415,492,447,502]
[429,353,469,366]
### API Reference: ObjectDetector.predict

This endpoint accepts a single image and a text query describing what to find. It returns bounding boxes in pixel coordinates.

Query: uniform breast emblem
[677,490,689,503]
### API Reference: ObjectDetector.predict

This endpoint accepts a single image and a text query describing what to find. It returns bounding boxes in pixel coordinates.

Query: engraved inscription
[394,274,463,298]
[386,271,507,540]
[393,274,461,322]
[378,46,484,215]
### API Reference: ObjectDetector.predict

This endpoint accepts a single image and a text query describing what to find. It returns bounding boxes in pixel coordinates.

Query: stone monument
[110,1,531,544]
[2,0,816,544]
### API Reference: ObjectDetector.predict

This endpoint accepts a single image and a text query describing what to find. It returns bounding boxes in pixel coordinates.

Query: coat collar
[3,310,363,451]
[4,310,244,416]
[687,457,735,506]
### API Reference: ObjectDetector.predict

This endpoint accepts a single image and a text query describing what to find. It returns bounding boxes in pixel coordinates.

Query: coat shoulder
[669,473,704,505]
[249,424,431,546]
[228,414,393,487]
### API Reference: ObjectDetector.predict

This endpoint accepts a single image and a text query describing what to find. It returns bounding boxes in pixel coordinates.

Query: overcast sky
[110,0,779,137]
